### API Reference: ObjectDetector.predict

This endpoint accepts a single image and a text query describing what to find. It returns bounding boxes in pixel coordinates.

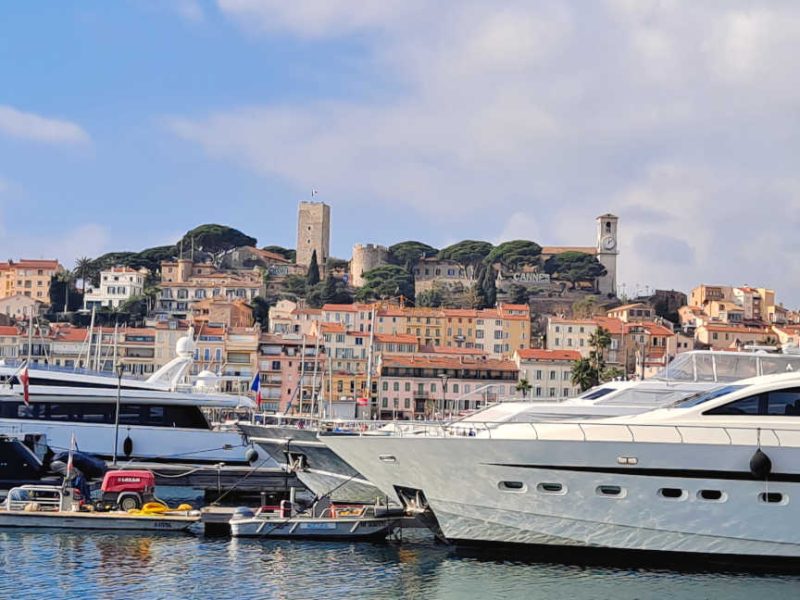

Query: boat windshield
[670,384,748,408]
[578,388,616,400]
[653,352,800,383]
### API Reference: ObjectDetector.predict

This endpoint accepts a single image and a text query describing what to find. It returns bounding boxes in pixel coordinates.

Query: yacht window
[658,488,686,500]
[537,483,565,494]
[704,395,761,416]
[498,481,526,492]
[759,492,785,504]
[698,490,725,501]
[765,390,800,416]
[672,384,748,408]
[580,388,615,401]
[596,485,624,497]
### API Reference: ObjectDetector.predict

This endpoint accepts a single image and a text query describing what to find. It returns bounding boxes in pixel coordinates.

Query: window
[382,382,388,391]
[759,492,786,504]
[698,490,725,501]
[596,485,624,497]
[536,483,564,494]
[404,382,411,392]
[393,382,399,391]
[498,481,526,492]
[658,488,686,500]
[535,370,542,380]
[673,384,747,408]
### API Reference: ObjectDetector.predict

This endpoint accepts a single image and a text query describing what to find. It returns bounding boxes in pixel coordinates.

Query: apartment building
[376,355,519,420]
[513,349,581,399]
[0,295,44,321]
[695,324,777,351]
[0,259,62,305]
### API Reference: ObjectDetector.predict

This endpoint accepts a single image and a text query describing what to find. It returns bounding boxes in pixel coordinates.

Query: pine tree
[482,265,497,308]
[306,250,321,286]
[320,274,338,305]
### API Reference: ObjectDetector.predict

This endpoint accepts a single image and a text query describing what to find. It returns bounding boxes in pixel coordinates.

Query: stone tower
[596,213,619,296]
[296,201,331,269]
[350,244,389,287]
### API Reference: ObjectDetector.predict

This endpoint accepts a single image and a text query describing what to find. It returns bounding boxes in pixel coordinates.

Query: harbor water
[2,529,799,599]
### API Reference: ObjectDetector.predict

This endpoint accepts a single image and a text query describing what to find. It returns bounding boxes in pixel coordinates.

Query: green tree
[515,377,532,398]
[178,224,257,255]
[417,288,444,308]
[49,273,83,312]
[571,358,599,392]
[438,240,494,269]
[306,250,321,286]
[485,240,542,268]
[119,295,148,322]
[320,275,354,305]
[355,265,415,302]
[388,241,438,270]
[507,284,529,305]
[543,251,607,289]
[74,257,92,296]
[251,296,272,330]
[262,245,296,262]
[476,265,497,309]
[284,274,307,296]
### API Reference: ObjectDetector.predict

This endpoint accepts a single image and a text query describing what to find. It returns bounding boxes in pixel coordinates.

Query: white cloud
[175,0,204,23]
[0,105,90,145]
[171,2,800,303]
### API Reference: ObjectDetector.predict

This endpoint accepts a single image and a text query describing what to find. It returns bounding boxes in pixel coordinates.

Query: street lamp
[113,362,123,465]
[438,373,449,420]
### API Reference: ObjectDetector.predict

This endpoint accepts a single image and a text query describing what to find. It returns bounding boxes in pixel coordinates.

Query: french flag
[250,373,262,410]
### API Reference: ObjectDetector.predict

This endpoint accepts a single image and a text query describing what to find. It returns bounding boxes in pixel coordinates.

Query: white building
[0,294,44,321]
[84,267,148,310]
[513,348,582,399]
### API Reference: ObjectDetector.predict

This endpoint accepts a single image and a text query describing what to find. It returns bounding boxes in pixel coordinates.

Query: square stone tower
[296,201,331,268]
[595,213,619,296]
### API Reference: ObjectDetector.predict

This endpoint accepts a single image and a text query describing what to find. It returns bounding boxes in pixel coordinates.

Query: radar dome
[176,335,195,358]
[195,370,220,389]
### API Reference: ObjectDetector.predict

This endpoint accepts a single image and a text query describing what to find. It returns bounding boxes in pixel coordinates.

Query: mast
[364,305,377,419]
[84,306,96,369]
[298,335,307,415]
[26,307,33,365]
[309,331,321,418]
[112,321,119,374]
[328,342,334,419]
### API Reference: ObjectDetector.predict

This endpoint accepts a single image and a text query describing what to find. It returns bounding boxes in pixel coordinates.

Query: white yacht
[0,331,271,466]
[323,371,800,563]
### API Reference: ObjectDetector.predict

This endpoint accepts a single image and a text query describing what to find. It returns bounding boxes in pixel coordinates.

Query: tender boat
[322,370,800,565]
[229,498,397,540]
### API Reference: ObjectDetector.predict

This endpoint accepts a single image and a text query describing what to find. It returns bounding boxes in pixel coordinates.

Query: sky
[2,1,800,303]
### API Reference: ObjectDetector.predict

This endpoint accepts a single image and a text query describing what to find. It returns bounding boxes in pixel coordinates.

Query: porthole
[537,483,565,494]
[596,485,624,497]
[698,489,725,502]
[658,487,686,500]
[498,481,527,493]
[759,492,786,505]
[378,455,397,464]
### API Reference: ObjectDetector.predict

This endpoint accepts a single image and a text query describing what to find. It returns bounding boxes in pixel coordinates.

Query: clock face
[602,235,616,250]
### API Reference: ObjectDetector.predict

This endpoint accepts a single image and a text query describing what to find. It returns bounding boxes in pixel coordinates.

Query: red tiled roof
[381,355,518,372]
[702,324,771,334]
[425,346,487,356]
[516,349,581,361]
[375,333,418,344]
[0,326,20,336]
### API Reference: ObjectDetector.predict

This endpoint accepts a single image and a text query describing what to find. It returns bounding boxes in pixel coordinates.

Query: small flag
[250,373,262,410]
[19,366,30,407]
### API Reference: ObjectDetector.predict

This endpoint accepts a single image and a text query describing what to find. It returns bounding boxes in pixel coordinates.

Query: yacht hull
[239,424,388,503]
[321,435,800,559]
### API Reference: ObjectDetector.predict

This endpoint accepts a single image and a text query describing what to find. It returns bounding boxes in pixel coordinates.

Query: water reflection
[0,530,799,600]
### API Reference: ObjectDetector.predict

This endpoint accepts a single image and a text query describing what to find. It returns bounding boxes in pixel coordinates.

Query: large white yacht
[323,371,800,563]
[0,331,270,466]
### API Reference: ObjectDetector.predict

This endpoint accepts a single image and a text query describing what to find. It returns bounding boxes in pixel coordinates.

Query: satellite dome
[195,370,220,389]
[176,335,194,358]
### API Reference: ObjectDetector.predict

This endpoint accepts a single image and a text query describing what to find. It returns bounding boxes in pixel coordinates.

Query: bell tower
[596,214,619,296]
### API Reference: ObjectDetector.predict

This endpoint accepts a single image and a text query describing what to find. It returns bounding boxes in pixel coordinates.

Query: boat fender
[123,436,133,458]
[750,448,772,479]
[245,448,259,464]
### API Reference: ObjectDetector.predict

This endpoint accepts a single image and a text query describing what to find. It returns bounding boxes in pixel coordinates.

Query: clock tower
[596,214,619,296]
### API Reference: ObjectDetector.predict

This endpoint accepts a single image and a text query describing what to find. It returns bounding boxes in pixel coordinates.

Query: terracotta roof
[608,303,648,312]
[375,333,418,344]
[292,308,322,316]
[593,317,625,334]
[702,324,771,334]
[541,246,597,255]
[549,317,598,325]
[0,326,20,336]
[516,349,581,361]
[322,303,374,313]
[319,322,346,333]
[51,328,89,342]
[443,309,478,319]
[425,346,488,356]
[9,259,61,270]
[381,355,518,372]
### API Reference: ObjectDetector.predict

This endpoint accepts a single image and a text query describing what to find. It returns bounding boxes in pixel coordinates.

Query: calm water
[1,528,799,600]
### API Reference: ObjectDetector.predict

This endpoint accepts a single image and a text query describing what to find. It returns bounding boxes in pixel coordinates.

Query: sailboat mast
[364,305,377,419]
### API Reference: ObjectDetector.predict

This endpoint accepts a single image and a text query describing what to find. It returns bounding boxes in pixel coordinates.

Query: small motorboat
[0,469,199,531]
[229,499,398,540]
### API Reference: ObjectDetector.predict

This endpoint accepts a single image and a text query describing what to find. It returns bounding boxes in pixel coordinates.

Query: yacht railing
[329,419,800,448]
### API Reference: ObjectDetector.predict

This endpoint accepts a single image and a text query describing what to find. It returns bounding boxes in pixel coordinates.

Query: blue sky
[2,1,800,304]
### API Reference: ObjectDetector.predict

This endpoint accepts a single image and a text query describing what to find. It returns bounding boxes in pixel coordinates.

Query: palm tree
[515,377,532,398]
[588,326,611,374]
[74,256,92,295]
[571,358,598,392]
